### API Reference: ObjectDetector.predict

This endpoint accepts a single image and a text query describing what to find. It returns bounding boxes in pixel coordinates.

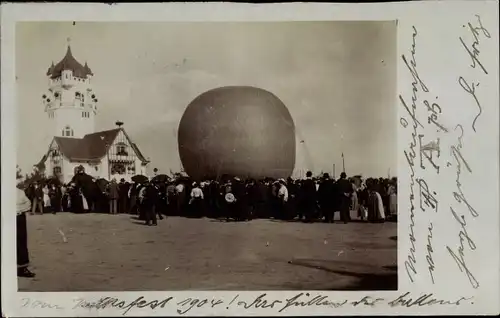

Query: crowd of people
[22,170,398,226]
[15,167,397,278]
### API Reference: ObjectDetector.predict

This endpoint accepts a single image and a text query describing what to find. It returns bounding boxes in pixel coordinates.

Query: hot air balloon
[178,86,296,180]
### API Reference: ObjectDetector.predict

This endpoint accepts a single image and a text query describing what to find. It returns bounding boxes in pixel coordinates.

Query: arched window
[116,142,128,156]
[62,126,74,137]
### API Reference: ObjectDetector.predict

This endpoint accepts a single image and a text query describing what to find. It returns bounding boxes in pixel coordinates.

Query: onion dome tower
[42,40,99,139]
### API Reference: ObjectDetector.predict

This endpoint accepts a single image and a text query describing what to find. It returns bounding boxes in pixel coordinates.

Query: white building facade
[36,44,149,183]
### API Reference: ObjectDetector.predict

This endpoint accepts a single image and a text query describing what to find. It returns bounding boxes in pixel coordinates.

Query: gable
[112,130,132,147]
[49,139,59,150]
[107,129,149,163]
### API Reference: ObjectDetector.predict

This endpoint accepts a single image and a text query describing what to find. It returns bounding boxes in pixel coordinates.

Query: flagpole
[342,153,345,173]
[333,164,336,179]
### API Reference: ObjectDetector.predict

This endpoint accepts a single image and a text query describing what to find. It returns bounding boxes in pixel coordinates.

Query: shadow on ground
[287,259,397,290]
[267,219,368,224]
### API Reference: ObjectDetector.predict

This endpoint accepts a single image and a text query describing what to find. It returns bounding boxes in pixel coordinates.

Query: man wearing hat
[318,173,335,223]
[118,178,128,214]
[16,167,36,278]
[107,178,119,215]
[142,181,161,225]
[300,171,317,222]
[336,172,353,223]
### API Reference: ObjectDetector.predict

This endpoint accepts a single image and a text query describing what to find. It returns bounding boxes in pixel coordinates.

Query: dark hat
[340,172,347,179]
[323,173,330,179]
[306,171,313,177]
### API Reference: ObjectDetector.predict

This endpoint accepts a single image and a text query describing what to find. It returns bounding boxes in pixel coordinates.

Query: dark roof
[50,128,149,163]
[47,46,93,79]
[35,154,48,170]
[83,62,94,76]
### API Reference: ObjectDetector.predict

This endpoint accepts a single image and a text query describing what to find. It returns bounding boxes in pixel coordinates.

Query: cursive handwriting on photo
[64,292,475,315]
[444,14,491,290]
[400,24,442,286]
[459,15,491,75]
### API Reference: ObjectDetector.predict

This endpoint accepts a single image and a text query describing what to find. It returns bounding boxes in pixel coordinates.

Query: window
[116,142,128,156]
[53,166,62,175]
[111,163,125,175]
[62,126,74,137]
[127,166,136,174]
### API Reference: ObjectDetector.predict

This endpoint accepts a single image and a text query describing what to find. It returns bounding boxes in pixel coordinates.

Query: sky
[16,21,397,178]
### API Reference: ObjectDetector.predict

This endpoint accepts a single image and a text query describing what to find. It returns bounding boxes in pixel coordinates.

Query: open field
[18,211,397,291]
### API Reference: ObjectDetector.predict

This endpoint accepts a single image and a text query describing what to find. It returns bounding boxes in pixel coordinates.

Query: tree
[19,167,45,189]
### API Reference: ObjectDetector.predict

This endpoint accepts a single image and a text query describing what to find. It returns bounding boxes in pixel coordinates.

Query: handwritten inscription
[444,14,491,290]
[20,298,64,310]
[459,15,491,132]
[419,135,441,173]
[73,296,174,315]
[238,293,283,310]
[278,293,348,313]
[22,291,476,315]
[400,25,443,285]
[459,15,491,75]
[426,222,436,284]
[417,178,438,212]
[388,292,473,307]
[446,127,478,289]
[58,292,473,316]
[400,25,424,284]
[176,297,224,315]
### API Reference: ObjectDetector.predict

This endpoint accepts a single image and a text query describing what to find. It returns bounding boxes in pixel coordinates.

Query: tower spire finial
[67,37,71,45]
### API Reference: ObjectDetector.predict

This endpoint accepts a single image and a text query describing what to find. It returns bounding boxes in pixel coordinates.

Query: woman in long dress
[80,188,89,212]
[367,179,386,223]
[357,182,368,220]
[388,182,397,220]
[351,181,360,218]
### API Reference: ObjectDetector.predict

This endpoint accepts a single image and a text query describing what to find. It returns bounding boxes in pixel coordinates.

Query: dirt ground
[18,211,397,291]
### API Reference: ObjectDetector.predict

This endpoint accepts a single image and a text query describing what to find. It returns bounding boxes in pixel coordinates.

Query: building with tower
[35,43,150,183]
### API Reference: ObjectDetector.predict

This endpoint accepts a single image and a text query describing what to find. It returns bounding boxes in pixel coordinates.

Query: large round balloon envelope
[178,86,296,180]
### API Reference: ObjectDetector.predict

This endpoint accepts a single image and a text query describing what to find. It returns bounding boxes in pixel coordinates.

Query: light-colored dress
[42,187,51,207]
[388,185,397,216]
[351,183,359,212]
[375,192,386,219]
[81,192,89,210]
